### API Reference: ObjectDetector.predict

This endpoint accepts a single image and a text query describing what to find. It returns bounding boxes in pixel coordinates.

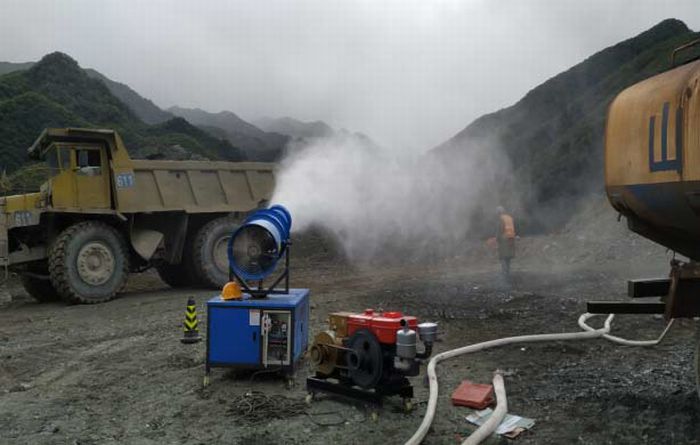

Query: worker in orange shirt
[495,206,516,281]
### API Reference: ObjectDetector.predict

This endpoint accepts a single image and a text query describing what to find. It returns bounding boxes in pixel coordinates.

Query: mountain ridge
[0,52,246,175]
[168,106,288,161]
[253,116,334,139]
[0,56,376,164]
[434,18,699,231]
[0,58,291,162]
[84,69,173,125]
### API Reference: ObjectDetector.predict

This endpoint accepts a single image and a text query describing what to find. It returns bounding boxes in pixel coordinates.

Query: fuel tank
[606,55,700,259]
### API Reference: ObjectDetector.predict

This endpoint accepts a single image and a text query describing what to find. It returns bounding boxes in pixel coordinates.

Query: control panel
[262,310,292,366]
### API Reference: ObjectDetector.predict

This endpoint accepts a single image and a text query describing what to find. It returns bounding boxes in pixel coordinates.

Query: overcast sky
[1,1,698,151]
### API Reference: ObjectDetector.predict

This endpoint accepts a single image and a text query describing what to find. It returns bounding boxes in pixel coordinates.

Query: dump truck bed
[117,159,276,214]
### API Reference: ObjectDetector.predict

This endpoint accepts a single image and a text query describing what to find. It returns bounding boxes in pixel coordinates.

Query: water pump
[306,309,438,409]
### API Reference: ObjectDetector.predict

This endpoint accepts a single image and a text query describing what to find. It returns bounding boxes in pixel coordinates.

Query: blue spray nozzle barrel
[228,205,292,281]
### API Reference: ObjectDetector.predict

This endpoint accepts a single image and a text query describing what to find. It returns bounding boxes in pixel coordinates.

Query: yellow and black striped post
[181,297,201,344]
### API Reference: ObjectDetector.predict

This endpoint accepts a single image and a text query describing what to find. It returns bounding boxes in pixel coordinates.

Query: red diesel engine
[307,309,438,406]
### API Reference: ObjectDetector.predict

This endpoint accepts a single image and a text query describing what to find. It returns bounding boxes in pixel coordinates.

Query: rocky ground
[1,201,699,444]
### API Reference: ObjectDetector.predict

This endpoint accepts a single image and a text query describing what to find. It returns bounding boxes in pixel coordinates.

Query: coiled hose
[405,313,675,445]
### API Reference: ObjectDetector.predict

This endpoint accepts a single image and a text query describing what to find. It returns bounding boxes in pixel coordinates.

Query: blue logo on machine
[115,172,135,188]
[648,102,683,172]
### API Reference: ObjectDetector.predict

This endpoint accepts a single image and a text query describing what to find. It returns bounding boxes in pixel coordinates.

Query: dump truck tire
[192,216,238,289]
[48,221,129,304]
[20,262,60,302]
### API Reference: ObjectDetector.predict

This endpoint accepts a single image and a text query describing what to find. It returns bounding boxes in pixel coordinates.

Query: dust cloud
[271,135,517,261]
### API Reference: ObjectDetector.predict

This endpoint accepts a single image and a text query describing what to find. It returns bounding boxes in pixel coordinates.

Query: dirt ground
[1,219,699,444]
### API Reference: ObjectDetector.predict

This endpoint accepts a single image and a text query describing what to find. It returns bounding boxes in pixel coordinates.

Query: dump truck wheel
[48,221,129,304]
[192,216,238,289]
[20,262,60,302]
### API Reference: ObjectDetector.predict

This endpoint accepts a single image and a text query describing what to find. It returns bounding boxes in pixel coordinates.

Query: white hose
[578,314,675,346]
[405,313,674,445]
[461,372,507,445]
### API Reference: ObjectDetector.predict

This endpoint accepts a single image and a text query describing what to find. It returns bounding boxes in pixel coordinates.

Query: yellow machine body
[606,58,700,259]
[0,128,276,268]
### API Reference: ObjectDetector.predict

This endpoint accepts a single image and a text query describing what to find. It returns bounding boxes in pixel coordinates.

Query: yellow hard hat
[221,281,242,300]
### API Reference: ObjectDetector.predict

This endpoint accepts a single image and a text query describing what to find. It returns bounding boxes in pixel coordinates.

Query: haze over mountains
[253,116,334,139]
[0,53,246,177]
[84,68,174,125]
[434,18,699,231]
[0,55,360,175]
[167,106,287,162]
[166,108,378,161]
[0,19,698,231]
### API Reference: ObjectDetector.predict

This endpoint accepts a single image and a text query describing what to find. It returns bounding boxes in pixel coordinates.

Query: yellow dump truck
[0,128,275,303]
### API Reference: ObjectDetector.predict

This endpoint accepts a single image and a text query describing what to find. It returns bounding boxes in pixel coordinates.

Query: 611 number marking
[115,172,135,189]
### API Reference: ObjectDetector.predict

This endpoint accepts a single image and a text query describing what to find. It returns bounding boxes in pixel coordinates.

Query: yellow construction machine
[589,39,700,396]
[1,128,275,303]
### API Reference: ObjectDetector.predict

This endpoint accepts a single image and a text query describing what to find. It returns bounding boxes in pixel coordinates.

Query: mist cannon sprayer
[227,204,293,297]
[205,204,309,386]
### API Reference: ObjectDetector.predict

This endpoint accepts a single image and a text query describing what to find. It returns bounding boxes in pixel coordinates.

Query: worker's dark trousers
[500,258,512,282]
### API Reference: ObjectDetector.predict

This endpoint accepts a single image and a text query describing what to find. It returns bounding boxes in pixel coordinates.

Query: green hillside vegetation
[0,62,175,125]
[0,60,291,162]
[0,52,245,181]
[1,162,51,195]
[435,18,700,231]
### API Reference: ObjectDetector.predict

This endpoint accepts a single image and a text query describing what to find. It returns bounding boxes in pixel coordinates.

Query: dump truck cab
[27,128,136,213]
[2,128,276,304]
[41,137,112,209]
[1,128,149,271]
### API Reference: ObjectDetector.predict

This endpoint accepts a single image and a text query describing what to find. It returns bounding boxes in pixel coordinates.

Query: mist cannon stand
[206,240,310,387]
[228,241,291,299]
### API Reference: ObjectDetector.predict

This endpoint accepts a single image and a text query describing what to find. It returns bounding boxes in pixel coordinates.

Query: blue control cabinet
[205,289,310,380]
